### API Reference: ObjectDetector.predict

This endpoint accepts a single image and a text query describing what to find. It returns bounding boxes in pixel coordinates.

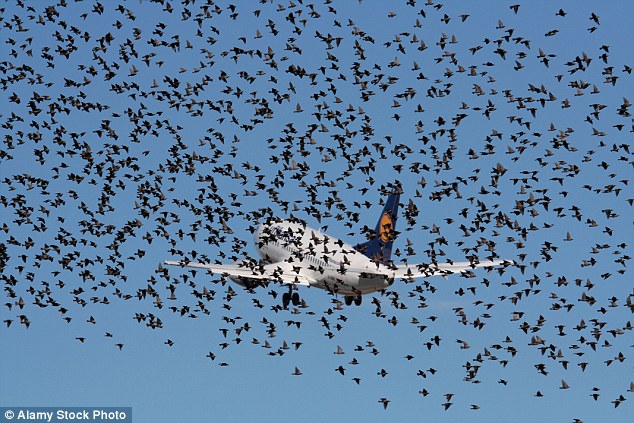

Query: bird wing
[164,260,314,286]
[389,259,511,279]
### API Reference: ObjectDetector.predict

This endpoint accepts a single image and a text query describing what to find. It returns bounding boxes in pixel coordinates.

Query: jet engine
[228,259,266,289]
[229,275,262,289]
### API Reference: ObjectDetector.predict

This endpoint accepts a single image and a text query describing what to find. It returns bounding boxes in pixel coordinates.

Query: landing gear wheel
[344,296,353,306]
[282,292,291,308]
[354,295,362,306]
[291,292,300,306]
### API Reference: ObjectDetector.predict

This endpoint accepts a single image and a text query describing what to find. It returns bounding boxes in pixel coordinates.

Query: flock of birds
[0,0,632,419]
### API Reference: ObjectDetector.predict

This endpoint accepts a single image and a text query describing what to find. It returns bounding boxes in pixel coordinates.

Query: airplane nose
[255,220,273,247]
[255,223,265,246]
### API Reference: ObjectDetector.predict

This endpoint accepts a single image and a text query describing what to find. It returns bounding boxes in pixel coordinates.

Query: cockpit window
[272,226,297,246]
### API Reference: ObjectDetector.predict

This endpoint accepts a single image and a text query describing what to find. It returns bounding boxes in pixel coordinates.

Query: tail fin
[356,187,400,264]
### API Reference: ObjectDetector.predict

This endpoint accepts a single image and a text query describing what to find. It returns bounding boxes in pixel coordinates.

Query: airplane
[165,186,511,307]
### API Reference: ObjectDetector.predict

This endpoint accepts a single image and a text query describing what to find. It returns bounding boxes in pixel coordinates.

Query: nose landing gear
[344,295,362,306]
[282,289,301,308]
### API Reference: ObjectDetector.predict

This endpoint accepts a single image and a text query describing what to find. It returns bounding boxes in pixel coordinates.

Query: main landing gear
[344,295,362,306]
[282,289,300,308]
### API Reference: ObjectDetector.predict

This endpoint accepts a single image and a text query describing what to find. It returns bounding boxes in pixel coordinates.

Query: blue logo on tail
[355,187,400,264]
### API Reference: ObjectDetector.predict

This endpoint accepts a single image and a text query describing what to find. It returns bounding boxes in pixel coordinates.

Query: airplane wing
[163,260,315,286]
[389,259,511,279]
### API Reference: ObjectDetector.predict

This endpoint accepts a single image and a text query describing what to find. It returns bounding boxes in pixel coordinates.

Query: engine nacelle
[229,275,262,289]
[227,259,266,289]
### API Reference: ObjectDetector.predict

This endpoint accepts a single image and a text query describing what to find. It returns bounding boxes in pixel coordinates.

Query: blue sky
[1,1,632,422]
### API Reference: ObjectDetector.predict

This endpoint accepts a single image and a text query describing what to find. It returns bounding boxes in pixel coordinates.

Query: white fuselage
[255,220,393,295]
